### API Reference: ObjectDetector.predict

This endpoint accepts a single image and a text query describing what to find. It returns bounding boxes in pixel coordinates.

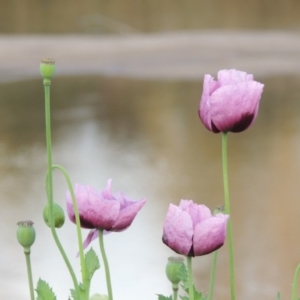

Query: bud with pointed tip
[40,58,55,80]
[16,220,36,251]
[43,203,65,228]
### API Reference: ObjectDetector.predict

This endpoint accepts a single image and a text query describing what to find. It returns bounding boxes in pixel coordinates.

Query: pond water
[1,75,300,300]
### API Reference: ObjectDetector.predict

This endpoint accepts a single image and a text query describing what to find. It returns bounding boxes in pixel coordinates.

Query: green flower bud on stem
[16,220,36,252]
[40,58,55,81]
[43,203,65,228]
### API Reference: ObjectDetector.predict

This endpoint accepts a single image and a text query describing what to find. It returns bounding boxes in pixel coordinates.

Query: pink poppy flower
[199,69,264,133]
[162,200,229,256]
[66,179,146,248]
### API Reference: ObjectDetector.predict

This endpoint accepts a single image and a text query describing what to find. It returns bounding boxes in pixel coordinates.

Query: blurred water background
[1,1,300,300]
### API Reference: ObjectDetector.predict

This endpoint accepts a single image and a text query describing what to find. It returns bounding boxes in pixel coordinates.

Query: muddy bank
[1,30,300,82]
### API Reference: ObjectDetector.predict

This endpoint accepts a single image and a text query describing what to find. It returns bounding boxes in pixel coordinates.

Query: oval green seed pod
[166,256,184,285]
[43,203,65,228]
[16,220,36,250]
[40,58,56,80]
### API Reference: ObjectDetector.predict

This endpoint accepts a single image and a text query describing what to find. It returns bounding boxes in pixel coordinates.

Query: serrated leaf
[70,284,86,300]
[178,263,189,293]
[36,279,57,300]
[177,263,206,300]
[157,295,172,300]
[193,287,205,300]
[85,248,100,280]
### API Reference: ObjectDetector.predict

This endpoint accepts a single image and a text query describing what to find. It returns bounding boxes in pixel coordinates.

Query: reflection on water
[1,75,300,299]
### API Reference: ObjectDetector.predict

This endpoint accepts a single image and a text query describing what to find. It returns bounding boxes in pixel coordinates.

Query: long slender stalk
[208,250,218,300]
[291,264,300,300]
[24,250,35,300]
[186,256,194,300]
[43,79,80,295]
[222,132,236,300]
[98,229,113,300]
[51,164,86,283]
[172,285,178,300]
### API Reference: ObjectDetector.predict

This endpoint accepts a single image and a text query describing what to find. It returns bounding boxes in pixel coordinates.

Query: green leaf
[157,295,172,300]
[177,263,206,300]
[35,279,57,300]
[85,248,100,280]
[70,284,86,300]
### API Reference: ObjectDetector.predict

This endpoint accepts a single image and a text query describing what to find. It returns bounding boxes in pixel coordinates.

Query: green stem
[43,79,80,296]
[25,250,35,300]
[98,229,113,300]
[51,164,86,283]
[172,284,178,300]
[222,132,236,300]
[208,250,218,300]
[291,264,300,300]
[186,256,194,300]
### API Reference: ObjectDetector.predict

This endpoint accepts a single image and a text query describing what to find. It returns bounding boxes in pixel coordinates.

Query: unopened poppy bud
[40,58,55,80]
[16,220,36,251]
[166,256,184,285]
[43,203,65,228]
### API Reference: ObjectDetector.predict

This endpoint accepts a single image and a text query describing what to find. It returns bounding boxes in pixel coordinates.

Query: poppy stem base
[187,256,194,300]
[98,229,113,300]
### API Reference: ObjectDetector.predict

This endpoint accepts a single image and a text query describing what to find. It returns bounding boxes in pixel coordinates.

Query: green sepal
[157,295,172,300]
[35,278,57,300]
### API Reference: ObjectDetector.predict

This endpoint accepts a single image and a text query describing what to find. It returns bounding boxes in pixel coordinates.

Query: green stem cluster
[43,79,84,297]
[222,132,236,300]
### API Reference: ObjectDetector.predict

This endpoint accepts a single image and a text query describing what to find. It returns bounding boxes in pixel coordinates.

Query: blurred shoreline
[1,30,300,82]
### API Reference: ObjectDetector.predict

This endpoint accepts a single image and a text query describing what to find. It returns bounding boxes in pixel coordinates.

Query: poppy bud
[40,58,55,80]
[16,220,36,251]
[43,203,65,228]
[166,256,184,285]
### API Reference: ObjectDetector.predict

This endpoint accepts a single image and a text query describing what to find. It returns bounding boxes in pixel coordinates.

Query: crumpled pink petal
[66,179,146,250]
